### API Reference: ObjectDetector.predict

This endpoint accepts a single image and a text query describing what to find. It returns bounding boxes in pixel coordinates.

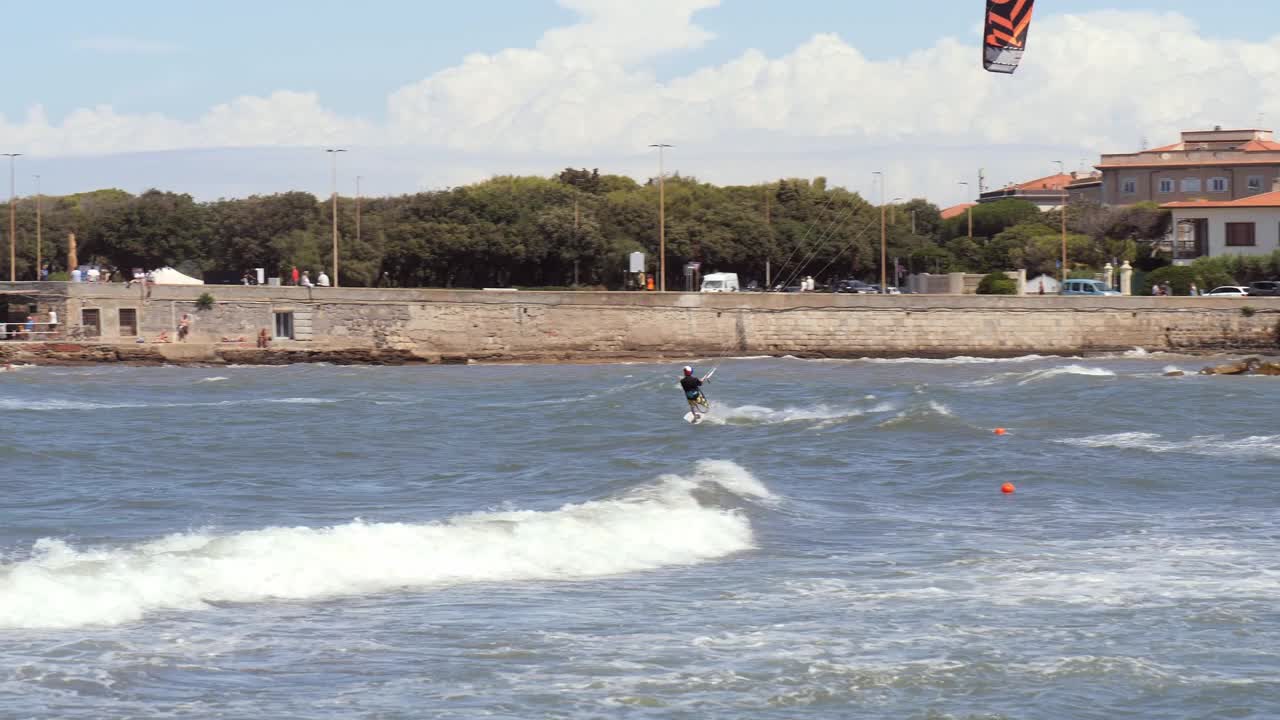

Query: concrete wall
[3,283,1279,360]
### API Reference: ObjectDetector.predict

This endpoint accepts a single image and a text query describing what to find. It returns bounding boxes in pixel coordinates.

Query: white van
[700,272,740,293]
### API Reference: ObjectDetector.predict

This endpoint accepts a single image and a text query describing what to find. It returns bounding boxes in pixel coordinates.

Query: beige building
[1099,128,1280,206]
[1161,190,1280,263]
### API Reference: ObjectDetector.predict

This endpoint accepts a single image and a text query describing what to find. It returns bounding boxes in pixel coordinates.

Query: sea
[1,353,1277,719]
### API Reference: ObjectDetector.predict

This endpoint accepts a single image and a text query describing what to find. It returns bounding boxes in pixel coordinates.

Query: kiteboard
[683,411,703,425]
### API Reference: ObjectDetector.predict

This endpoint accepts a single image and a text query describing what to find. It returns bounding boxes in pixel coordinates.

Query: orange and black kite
[983,0,1036,73]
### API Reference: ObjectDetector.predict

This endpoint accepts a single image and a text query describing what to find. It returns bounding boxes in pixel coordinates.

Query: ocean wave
[877,401,955,428]
[701,403,874,426]
[1060,432,1280,459]
[195,376,229,384]
[857,354,1062,365]
[0,460,770,629]
[0,397,339,412]
[1015,365,1117,385]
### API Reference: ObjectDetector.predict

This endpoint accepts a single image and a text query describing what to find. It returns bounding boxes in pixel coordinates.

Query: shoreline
[0,341,1268,369]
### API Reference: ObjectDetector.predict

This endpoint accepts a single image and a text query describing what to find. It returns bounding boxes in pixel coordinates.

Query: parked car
[835,279,876,294]
[700,272,740,293]
[1246,281,1280,296]
[1204,285,1250,297]
[868,284,902,295]
[1060,279,1121,296]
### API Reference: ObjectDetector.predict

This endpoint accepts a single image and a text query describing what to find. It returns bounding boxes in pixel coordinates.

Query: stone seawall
[2,283,1279,364]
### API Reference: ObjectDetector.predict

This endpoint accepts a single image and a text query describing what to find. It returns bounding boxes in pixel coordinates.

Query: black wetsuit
[681,375,703,400]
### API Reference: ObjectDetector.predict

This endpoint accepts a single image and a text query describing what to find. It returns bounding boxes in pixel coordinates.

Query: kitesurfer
[681,366,709,419]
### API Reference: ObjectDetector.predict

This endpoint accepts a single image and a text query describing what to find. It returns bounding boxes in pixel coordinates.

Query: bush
[195,292,215,311]
[1145,265,1199,295]
[977,272,1017,295]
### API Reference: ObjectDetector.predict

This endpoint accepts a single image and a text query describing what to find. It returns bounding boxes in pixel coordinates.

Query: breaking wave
[877,401,956,428]
[702,403,885,426]
[0,460,770,629]
[1060,432,1280,459]
[0,397,339,412]
[857,354,1060,365]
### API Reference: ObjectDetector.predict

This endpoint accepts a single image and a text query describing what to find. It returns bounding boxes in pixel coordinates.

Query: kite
[983,0,1036,74]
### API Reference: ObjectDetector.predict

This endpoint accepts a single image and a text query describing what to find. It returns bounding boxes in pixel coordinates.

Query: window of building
[274,311,294,340]
[119,308,138,337]
[1226,222,1256,247]
[1121,178,1137,194]
[1248,176,1264,192]
[1157,178,1174,194]
[1209,177,1229,193]
[81,309,101,338]
[1181,178,1202,193]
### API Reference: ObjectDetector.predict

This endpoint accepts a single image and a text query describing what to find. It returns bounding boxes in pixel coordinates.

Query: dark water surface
[1,354,1277,719]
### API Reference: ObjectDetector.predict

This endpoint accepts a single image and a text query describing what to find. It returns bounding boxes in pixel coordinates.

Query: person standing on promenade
[178,314,191,342]
[291,266,300,286]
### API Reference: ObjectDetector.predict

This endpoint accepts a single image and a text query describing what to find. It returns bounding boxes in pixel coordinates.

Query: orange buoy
[993,428,1007,436]
[1001,482,1016,494]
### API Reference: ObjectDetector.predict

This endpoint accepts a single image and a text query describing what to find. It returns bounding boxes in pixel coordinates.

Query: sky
[2,0,1279,205]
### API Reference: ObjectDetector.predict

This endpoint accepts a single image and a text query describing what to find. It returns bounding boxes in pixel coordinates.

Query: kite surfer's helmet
[683,366,693,376]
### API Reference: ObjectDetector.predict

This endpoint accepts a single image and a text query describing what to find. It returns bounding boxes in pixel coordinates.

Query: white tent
[1028,274,1060,295]
[151,267,204,285]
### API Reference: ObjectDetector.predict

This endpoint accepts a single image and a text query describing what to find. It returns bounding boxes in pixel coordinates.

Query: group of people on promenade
[285,267,330,288]
[1152,282,1201,296]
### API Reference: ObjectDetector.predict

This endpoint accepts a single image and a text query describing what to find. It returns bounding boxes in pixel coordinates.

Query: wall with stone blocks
[4,283,1277,359]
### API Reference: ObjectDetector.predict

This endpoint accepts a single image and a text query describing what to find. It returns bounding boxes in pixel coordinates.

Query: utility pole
[874,171,886,292]
[1055,160,1067,281]
[2,154,19,282]
[958,181,974,242]
[649,144,672,291]
[356,175,362,255]
[573,195,580,287]
[325,148,346,287]
[764,186,772,288]
[34,174,42,280]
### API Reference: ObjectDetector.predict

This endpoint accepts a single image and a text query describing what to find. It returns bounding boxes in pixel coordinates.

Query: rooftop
[940,203,976,220]
[1100,128,1280,169]
[1161,190,1280,209]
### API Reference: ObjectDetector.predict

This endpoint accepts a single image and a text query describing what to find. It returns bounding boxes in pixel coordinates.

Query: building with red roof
[1098,127,1280,206]
[978,171,1101,210]
[1161,189,1280,263]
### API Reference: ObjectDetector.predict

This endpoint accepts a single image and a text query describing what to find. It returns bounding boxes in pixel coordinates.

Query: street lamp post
[325,148,347,287]
[958,181,974,241]
[1054,160,1067,281]
[873,172,885,291]
[2,153,19,282]
[649,144,673,291]
[355,176,362,255]
[33,174,42,280]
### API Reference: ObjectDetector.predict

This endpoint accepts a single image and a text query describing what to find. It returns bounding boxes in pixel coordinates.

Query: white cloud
[11,4,1280,203]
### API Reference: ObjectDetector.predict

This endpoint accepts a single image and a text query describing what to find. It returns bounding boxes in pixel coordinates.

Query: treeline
[0,168,1174,287]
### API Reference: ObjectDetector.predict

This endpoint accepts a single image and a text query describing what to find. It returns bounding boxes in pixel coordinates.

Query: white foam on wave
[857,354,1060,365]
[196,376,229,384]
[703,402,884,426]
[1061,432,1280,459]
[0,460,770,629]
[1015,365,1116,385]
[877,401,954,427]
[0,397,339,412]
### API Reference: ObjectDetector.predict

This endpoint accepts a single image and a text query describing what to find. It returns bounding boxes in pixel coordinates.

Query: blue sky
[3,1,1272,121]
[2,1,1278,202]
